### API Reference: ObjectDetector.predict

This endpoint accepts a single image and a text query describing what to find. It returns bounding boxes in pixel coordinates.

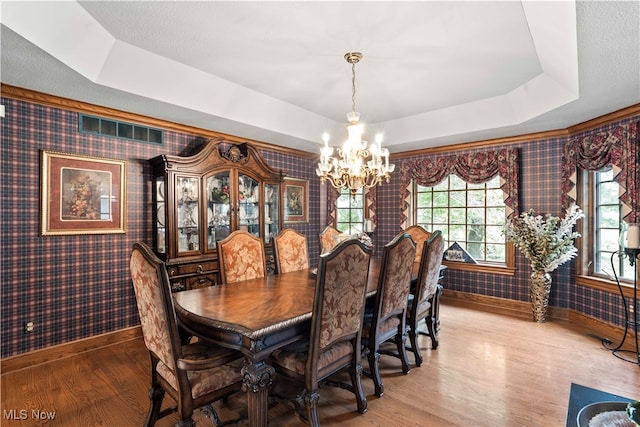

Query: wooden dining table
[172,258,426,426]
[172,258,379,426]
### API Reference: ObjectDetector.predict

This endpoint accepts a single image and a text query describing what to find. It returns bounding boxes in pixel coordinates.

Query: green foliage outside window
[414,174,506,263]
[336,188,364,234]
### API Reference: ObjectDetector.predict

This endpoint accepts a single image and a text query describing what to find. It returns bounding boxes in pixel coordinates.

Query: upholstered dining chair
[129,241,244,427]
[403,225,432,265]
[270,239,372,426]
[217,230,266,284]
[406,230,445,366]
[318,225,341,255]
[273,228,309,273]
[361,232,416,397]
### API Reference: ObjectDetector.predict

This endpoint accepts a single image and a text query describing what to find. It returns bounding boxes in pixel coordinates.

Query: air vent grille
[79,114,163,144]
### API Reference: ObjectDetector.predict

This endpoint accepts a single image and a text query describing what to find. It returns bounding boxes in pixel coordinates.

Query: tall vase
[530,271,551,322]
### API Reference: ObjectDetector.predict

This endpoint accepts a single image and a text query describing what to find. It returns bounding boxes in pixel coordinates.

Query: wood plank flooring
[2,304,639,426]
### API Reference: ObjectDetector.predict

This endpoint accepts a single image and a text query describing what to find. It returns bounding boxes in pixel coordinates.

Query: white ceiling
[1,1,639,153]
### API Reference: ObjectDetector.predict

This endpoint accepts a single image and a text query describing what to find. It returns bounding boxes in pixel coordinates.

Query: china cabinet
[150,138,284,291]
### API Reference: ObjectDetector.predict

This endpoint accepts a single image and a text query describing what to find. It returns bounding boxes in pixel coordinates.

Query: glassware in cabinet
[264,183,279,243]
[206,172,231,249]
[154,177,166,254]
[176,176,199,253]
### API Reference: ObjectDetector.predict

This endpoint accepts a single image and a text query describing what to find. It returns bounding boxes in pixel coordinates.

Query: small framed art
[283,177,309,224]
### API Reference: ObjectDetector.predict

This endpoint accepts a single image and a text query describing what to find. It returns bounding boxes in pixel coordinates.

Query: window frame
[575,168,635,291]
[409,176,515,276]
[335,187,365,235]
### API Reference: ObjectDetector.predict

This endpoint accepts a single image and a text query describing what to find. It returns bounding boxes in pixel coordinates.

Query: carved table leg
[242,359,274,427]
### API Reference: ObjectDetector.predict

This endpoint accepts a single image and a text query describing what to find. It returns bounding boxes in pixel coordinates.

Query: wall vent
[79,114,163,144]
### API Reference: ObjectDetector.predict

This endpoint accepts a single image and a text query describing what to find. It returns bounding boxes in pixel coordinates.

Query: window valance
[398,148,520,227]
[562,121,639,222]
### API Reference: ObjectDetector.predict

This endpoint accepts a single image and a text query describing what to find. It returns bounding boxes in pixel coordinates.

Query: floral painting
[41,150,126,235]
[61,168,111,220]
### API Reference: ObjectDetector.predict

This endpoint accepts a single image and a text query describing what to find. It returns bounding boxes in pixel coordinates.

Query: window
[336,188,364,234]
[412,174,507,264]
[586,168,633,281]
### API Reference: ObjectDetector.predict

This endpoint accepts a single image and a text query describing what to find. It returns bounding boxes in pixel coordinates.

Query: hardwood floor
[2,304,639,426]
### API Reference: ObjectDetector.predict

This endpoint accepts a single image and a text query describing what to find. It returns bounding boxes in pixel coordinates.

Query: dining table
[172,258,426,426]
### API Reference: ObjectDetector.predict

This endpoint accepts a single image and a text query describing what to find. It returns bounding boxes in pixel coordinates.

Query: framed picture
[283,177,309,224]
[41,150,127,235]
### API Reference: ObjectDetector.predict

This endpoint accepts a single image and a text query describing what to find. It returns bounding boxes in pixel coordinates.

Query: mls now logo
[4,409,56,420]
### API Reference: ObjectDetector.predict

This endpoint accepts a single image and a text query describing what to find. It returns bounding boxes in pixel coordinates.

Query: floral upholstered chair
[318,225,341,254]
[270,239,372,426]
[129,242,244,427]
[407,230,445,366]
[217,230,266,284]
[403,225,432,264]
[361,232,416,397]
[273,228,309,273]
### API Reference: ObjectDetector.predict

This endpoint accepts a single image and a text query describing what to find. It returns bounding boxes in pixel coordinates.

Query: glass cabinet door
[264,183,279,243]
[155,177,166,254]
[176,176,199,254]
[238,174,259,237]
[206,172,231,249]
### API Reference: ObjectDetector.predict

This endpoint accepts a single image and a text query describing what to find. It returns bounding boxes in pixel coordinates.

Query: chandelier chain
[351,61,357,114]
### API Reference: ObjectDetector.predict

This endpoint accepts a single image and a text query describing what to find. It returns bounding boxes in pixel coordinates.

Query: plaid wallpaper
[1,96,637,358]
[0,97,321,358]
[376,116,639,329]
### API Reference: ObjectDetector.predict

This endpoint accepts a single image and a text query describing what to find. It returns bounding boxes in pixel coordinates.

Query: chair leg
[394,332,411,375]
[144,386,165,427]
[426,285,443,349]
[367,350,384,397]
[304,391,320,427]
[408,327,423,367]
[425,314,439,349]
[349,362,367,414]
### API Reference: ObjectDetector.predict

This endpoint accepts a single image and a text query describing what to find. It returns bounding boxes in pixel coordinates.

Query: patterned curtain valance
[562,121,639,223]
[326,187,340,226]
[399,148,520,227]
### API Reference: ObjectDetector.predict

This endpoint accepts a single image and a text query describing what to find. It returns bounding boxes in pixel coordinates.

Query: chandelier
[316,52,395,196]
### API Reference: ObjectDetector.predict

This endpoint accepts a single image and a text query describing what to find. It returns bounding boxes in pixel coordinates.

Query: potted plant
[503,204,584,322]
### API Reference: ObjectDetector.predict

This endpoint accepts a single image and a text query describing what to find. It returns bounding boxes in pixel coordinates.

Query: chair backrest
[217,230,266,284]
[373,232,417,329]
[318,225,341,254]
[414,230,445,305]
[404,225,432,264]
[130,242,180,372]
[273,228,309,273]
[309,239,371,370]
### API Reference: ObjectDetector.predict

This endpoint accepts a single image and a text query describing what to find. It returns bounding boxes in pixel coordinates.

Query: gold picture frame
[40,150,127,235]
[283,177,309,224]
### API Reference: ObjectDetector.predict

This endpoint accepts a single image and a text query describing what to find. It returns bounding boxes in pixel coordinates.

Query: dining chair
[273,228,309,273]
[403,225,432,265]
[318,225,341,254]
[270,238,372,426]
[217,230,266,284]
[129,241,244,427]
[406,230,445,366]
[361,232,416,397]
